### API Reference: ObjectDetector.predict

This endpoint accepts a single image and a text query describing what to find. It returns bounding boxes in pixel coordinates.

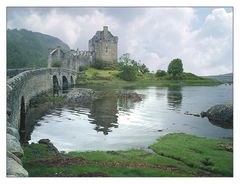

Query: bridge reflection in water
[7,68,79,143]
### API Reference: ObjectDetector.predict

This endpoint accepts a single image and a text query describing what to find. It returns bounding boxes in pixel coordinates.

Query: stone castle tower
[48,26,117,71]
[89,26,118,62]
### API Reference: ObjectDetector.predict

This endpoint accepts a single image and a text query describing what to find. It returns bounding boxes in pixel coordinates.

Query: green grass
[149,133,233,176]
[76,68,220,87]
[22,133,233,177]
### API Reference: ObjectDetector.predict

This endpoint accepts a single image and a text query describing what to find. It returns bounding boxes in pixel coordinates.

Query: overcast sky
[7,7,232,75]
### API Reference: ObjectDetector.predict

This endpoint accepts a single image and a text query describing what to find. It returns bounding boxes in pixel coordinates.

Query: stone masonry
[89,26,118,63]
[7,68,79,176]
[48,26,118,70]
[7,26,118,176]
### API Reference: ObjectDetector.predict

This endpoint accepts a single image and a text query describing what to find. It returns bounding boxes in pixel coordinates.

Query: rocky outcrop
[38,139,59,155]
[118,91,143,102]
[65,88,143,104]
[184,111,200,117]
[65,88,96,104]
[201,104,233,128]
[38,138,51,144]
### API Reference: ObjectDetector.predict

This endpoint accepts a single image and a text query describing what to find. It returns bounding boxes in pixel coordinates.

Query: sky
[7,7,233,75]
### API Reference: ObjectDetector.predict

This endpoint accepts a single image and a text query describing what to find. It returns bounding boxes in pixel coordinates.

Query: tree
[118,53,138,81]
[119,65,138,81]
[167,58,183,79]
[156,70,167,77]
[140,64,150,74]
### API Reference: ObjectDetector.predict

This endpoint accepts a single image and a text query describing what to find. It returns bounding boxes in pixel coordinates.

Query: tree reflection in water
[88,94,118,135]
[167,86,183,112]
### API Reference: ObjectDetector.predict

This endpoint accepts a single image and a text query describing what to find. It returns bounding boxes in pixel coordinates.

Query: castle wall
[95,39,117,62]
[48,26,117,70]
[48,49,95,72]
[89,26,118,63]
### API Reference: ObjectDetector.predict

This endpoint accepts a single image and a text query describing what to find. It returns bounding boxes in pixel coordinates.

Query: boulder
[201,104,233,128]
[38,138,50,144]
[118,91,142,102]
[38,139,59,155]
[7,157,28,177]
[65,88,96,103]
[7,133,23,158]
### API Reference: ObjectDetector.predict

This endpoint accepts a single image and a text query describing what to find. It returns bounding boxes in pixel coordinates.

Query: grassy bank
[22,133,233,177]
[76,68,220,87]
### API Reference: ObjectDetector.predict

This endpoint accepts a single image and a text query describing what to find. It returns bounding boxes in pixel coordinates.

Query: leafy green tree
[167,58,183,79]
[118,53,138,81]
[140,64,150,74]
[156,70,167,77]
[119,65,138,81]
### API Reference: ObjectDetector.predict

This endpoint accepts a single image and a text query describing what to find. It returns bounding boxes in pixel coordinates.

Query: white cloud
[8,9,119,49]
[120,8,232,75]
[7,7,232,75]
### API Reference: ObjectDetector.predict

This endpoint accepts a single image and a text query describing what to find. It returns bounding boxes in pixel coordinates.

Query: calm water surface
[28,84,232,152]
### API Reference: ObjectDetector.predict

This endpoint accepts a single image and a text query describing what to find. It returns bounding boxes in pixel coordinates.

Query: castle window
[105,43,108,53]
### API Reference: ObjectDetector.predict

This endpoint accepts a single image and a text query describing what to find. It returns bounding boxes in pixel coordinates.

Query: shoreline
[22,133,233,177]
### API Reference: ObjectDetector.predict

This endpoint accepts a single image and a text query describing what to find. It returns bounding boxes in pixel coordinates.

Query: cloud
[8,8,119,49]
[7,7,232,75]
[121,8,232,75]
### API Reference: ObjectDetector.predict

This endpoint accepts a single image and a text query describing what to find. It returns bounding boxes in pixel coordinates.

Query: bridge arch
[71,76,74,87]
[53,75,60,95]
[62,75,68,91]
[19,96,26,142]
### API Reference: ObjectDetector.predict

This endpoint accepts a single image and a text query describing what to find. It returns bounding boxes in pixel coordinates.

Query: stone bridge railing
[7,67,80,177]
[7,68,42,79]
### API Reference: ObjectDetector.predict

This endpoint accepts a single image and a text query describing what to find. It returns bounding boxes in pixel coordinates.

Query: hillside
[204,73,233,82]
[7,29,70,69]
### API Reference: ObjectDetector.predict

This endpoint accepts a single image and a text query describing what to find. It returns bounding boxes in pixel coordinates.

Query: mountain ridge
[7,29,70,69]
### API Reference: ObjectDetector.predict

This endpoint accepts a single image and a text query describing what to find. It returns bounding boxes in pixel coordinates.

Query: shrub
[51,61,61,67]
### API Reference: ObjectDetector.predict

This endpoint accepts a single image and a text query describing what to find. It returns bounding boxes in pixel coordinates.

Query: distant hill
[7,29,70,69]
[203,73,233,82]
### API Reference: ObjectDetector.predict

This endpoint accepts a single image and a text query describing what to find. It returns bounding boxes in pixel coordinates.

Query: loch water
[27,84,233,152]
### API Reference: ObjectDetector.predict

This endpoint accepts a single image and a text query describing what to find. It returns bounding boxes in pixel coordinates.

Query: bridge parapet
[7,67,81,176]
[7,67,79,136]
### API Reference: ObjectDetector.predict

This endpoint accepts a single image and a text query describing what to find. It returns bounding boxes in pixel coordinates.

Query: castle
[48,26,118,71]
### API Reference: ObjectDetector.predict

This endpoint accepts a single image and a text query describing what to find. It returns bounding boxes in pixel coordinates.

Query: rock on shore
[201,104,233,127]
[65,88,96,104]
[118,91,143,102]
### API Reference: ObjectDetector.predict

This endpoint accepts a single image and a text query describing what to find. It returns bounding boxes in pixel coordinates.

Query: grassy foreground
[76,68,220,87]
[22,133,233,177]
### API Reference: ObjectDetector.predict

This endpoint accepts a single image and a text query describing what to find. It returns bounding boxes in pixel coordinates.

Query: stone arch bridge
[7,68,81,176]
